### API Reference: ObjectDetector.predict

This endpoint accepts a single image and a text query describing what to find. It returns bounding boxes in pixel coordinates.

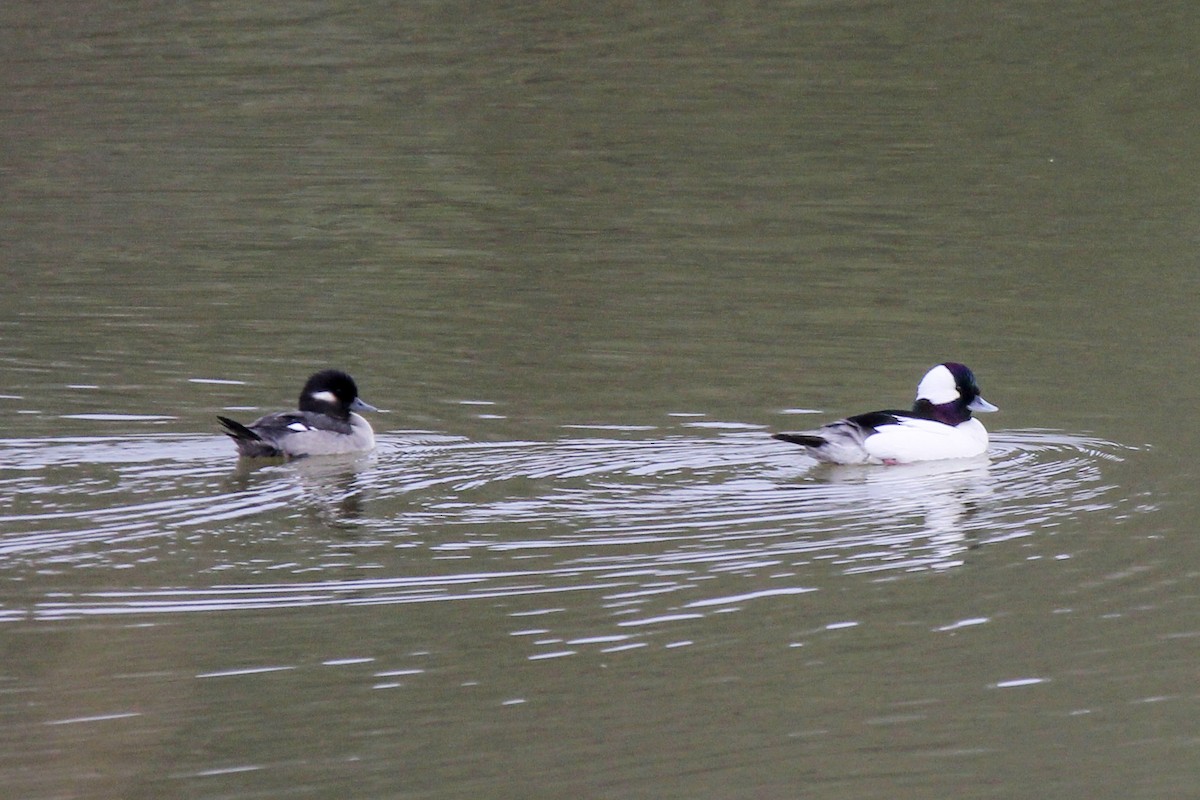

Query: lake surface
[2,2,1198,798]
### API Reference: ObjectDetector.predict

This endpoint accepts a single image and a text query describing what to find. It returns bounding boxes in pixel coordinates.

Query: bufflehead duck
[772,362,998,465]
[217,370,378,458]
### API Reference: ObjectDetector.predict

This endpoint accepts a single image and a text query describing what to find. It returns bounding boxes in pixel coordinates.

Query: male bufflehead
[217,370,378,458]
[772,362,998,465]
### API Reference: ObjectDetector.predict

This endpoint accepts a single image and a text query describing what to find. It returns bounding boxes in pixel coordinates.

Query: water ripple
[0,427,1150,628]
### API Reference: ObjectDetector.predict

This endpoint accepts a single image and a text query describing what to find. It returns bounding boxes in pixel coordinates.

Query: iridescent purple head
[913,362,998,425]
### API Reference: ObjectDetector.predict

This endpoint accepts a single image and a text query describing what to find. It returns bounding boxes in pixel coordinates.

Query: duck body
[218,370,377,459]
[773,363,998,465]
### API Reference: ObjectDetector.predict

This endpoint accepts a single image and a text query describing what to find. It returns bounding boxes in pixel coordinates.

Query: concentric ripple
[0,427,1150,633]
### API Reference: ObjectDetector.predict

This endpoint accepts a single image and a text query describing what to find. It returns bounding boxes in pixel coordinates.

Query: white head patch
[309,390,338,405]
[916,364,960,405]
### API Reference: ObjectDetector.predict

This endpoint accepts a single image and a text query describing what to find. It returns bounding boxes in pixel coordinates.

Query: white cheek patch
[916,364,960,404]
[287,421,311,433]
[309,390,338,405]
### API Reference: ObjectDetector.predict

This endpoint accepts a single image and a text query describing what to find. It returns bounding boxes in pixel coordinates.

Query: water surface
[2,1,1198,798]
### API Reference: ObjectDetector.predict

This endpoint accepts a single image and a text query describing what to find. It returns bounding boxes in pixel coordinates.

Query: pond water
[3,2,1198,798]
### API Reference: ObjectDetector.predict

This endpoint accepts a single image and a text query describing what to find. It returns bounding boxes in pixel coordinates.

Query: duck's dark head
[298,370,377,419]
[912,362,998,425]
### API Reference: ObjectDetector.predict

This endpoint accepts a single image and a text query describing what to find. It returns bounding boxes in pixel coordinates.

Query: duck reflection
[813,456,994,571]
[225,451,377,528]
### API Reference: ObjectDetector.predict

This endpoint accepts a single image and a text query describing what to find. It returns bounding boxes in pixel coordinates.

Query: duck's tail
[217,416,281,458]
[217,415,257,440]
[772,432,826,448]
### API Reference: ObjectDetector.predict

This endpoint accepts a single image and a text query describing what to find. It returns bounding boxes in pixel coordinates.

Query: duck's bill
[968,396,999,413]
[351,397,380,413]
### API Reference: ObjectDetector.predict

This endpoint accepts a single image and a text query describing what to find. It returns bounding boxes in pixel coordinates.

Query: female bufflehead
[218,370,378,458]
[772,362,998,465]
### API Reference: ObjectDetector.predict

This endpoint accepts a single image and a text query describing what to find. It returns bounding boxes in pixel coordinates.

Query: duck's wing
[219,409,357,458]
[251,410,354,436]
[773,410,909,464]
[773,410,897,442]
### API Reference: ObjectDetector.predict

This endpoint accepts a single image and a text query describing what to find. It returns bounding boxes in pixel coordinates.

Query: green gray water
[2,2,1198,798]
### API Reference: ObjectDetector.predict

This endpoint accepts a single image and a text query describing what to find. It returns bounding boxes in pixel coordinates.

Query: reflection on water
[0,427,1146,638]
